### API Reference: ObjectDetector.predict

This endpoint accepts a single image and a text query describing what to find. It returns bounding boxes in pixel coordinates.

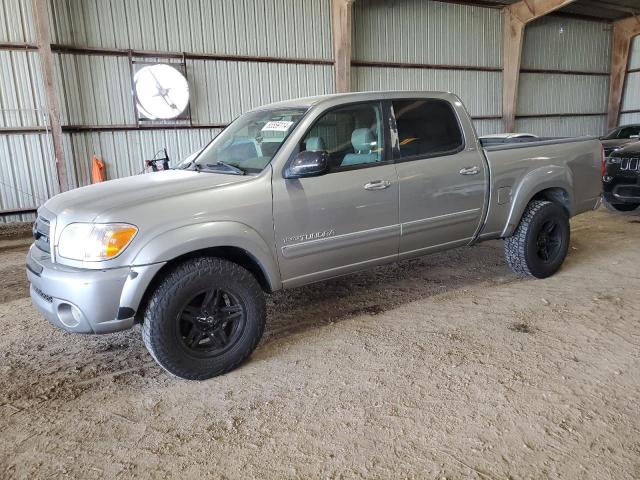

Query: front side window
[186,108,307,174]
[392,99,464,160]
[618,126,640,139]
[301,102,385,171]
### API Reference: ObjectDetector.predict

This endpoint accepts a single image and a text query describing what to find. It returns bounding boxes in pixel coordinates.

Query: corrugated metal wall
[0,0,55,221]
[49,0,333,59]
[67,128,222,185]
[0,0,35,43]
[0,0,334,221]
[351,0,503,136]
[0,134,59,222]
[353,0,502,67]
[620,36,640,127]
[0,0,630,224]
[49,0,334,183]
[515,16,611,137]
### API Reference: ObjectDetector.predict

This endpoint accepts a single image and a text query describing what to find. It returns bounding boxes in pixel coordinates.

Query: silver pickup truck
[27,91,603,380]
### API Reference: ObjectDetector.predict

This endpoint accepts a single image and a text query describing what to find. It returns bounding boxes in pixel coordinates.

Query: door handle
[459,166,480,175]
[364,180,391,190]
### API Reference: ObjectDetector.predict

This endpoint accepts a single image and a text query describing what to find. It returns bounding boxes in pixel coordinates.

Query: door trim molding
[401,208,481,236]
[281,253,399,288]
[281,224,400,259]
[399,237,473,260]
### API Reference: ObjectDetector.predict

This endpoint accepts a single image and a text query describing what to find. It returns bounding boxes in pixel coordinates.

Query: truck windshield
[184,108,307,174]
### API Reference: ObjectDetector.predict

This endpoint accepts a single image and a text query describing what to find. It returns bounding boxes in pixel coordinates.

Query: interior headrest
[305,137,326,151]
[351,128,376,153]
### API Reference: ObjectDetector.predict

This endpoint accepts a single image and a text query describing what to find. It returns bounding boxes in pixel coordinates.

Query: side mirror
[285,150,329,179]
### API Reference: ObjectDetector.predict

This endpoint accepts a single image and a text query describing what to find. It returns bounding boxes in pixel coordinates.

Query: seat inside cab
[303,103,384,170]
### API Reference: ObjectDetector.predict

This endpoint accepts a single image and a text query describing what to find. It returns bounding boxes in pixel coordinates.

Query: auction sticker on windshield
[262,121,294,132]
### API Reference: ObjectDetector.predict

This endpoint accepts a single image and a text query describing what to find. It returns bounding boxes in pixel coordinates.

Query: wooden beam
[607,16,640,130]
[502,0,576,132]
[332,0,354,93]
[32,0,69,192]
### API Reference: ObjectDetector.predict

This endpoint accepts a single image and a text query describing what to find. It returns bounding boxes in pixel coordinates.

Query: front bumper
[603,185,640,205]
[26,245,164,334]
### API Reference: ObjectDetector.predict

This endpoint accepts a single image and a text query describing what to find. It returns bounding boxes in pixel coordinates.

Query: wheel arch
[501,166,573,238]
[134,245,274,323]
[128,222,281,322]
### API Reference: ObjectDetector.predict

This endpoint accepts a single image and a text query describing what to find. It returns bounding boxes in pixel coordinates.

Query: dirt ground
[0,208,639,479]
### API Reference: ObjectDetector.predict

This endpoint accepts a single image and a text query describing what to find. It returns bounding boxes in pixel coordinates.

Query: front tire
[504,200,570,279]
[142,257,266,380]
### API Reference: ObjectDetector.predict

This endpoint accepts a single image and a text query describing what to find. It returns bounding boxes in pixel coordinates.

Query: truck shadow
[263,241,514,343]
[261,223,616,347]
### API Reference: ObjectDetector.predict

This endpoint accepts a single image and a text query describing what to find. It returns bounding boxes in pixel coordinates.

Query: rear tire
[604,200,639,212]
[142,257,265,380]
[504,200,570,279]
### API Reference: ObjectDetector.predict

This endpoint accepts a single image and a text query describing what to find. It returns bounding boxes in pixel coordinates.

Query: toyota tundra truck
[27,91,603,380]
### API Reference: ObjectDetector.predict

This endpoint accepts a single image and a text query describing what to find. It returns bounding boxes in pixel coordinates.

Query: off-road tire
[604,199,640,212]
[504,200,570,279]
[142,257,265,380]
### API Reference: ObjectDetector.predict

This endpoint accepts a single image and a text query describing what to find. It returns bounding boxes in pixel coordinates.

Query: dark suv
[603,141,640,212]
[601,124,640,158]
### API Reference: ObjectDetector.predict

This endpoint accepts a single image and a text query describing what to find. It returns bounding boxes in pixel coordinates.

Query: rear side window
[391,99,464,160]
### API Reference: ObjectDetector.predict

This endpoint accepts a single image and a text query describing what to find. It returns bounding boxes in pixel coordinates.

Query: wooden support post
[503,10,525,133]
[32,0,69,192]
[332,0,354,94]
[607,16,640,130]
[502,0,576,132]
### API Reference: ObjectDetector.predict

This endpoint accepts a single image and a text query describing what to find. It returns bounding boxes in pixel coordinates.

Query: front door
[391,98,487,258]
[272,101,399,287]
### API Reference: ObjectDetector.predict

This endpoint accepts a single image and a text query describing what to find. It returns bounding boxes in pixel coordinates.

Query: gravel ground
[0,208,639,479]
[0,222,32,241]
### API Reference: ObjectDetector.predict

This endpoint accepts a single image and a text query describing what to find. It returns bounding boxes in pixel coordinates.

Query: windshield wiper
[193,161,245,175]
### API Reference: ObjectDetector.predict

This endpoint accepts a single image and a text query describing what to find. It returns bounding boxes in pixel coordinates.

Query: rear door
[391,98,487,258]
[272,101,399,287]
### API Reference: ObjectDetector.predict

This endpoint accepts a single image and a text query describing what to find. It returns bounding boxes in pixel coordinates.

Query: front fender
[502,166,573,238]
[132,221,281,291]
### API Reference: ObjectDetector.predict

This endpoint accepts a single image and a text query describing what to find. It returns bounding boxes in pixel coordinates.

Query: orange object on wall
[91,156,106,183]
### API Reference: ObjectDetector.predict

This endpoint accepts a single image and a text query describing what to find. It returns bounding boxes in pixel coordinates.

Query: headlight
[57,223,138,261]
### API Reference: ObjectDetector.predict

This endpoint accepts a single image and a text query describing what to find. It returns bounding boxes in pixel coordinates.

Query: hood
[610,140,640,155]
[44,169,251,221]
[600,138,637,149]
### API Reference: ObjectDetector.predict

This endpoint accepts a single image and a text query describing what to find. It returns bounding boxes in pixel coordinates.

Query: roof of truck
[252,90,461,111]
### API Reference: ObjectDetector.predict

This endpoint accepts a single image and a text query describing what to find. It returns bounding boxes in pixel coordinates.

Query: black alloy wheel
[504,200,570,279]
[142,257,266,380]
[178,288,245,357]
[535,219,562,263]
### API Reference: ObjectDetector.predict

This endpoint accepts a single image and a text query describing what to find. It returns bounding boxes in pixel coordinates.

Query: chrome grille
[33,215,51,253]
[621,157,640,171]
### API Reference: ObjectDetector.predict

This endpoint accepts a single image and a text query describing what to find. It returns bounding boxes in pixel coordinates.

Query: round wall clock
[133,64,190,120]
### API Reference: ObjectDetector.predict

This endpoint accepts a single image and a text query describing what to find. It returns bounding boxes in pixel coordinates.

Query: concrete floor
[1,207,639,479]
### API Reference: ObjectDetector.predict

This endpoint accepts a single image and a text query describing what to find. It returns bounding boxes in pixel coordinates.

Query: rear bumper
[26,245,164,334]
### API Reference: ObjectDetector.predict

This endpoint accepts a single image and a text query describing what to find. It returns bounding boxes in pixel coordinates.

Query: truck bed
[479,136,596,149]
[478,136,603,240]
